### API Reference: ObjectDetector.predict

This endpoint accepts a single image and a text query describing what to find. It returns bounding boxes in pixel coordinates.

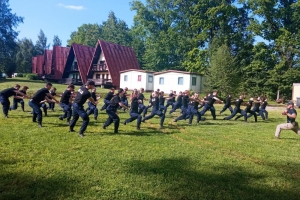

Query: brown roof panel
[44,50,53,75]
[32,57,37,74]
[36,55,44,75]
[53,46,70,80]
[88,40,140,87]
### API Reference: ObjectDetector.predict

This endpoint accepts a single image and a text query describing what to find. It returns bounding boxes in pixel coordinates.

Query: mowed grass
[1,78,300,200]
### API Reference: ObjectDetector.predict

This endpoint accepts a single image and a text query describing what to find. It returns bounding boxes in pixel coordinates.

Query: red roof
[88,40,140,87]
[36,55,44,75]
[52,46,70,80]
[32,57,37,74]
[64,43,94,84]
[44,50,53,75]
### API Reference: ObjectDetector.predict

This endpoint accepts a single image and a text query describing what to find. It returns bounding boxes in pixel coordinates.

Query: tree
[16,38,35,73]
[67,24,101,47]
[0,0,23,75]
[52,35,62,47]
[35,29,50,55]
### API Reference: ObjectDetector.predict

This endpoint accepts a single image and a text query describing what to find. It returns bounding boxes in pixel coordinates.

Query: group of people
[0,81,299,139]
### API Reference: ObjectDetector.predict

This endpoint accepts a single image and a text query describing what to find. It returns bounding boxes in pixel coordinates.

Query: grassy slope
[0,78,299,200]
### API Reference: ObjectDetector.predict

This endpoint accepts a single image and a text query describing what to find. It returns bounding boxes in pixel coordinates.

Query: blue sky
[9,0,145,47]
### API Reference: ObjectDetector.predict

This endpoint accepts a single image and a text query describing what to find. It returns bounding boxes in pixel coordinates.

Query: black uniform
[48,91,56,111]
[124,96,142,129]
[169,94,183,114]
[235,100,257,122]
[59,90,73,123]
[29,88,50,125]
[104,95,122,133]
[11,89,27,111]
[223,98,244,120]
[0,87,18,117]
[220,95,233,114]
[101,91,114,110]
[143,96,165,128]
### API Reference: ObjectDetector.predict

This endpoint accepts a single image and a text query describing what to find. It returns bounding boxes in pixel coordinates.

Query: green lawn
[0,78,299,200]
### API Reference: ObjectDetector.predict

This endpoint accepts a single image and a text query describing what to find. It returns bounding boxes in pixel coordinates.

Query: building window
[178,77,183,85]
[159,77,164,85]
[124,75,128,81]
[96,74,100,79]
[138,75,141,82]
[148,75,153,83]
[192,77,196,86]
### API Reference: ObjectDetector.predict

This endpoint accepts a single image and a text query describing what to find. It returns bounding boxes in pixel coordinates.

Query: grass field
[1,78,300,200]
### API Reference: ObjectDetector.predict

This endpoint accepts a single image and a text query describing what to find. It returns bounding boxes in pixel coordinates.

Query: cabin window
[148,75,153,83]
[178,77,183,85]
[124,75,128,82]
[138,75,142,82]
[192,77,196,86]
[159,77,164,85]
[96,74,100,80]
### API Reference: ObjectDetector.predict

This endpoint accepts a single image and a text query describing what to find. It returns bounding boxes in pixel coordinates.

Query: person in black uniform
[137,88,148,115]
[48,87,57,112]
[103,88,128,133]
[29,82,59,127]
[86,87,99,120]
[199,91,223,120]
[223,95,244,120]
[119,87,129,111]
[169,91,183,114]
[188,93,202,125]
[123,90,142,130]
[235,97,257,122]
[246,96,262,120]
[142,90,154,117]
[173,90,197,123]
[69,81,98,137]
[0,84,27,118]
[219,94,233,114]
[259,97,268,120]
[100,87,115,110]
[164,90,176,114]
[59,84,75,125]
[10,85,29,112]
[142,91,165,128]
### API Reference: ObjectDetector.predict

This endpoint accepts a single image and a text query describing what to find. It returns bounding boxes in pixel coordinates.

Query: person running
[223,95,244,120]
[123,90,142,130]
[142,91,165,128]
[188,93,202,125]
[103,88,128,133]
[100,87,115,111]
[69,81,98,137]
[259,97,268,120]
[164,90,176,114]
[137,88,148,115]
[48,87,57,112]
[59,84,75,125]
[247,96,263,120]
[235,97,257,122]
[219,94,233,114]
[275,101,300,139]
[199,91,223,120]
[86,88,99,120]
[29,82,59,127]
[0,84,27,118]
[169,91,183,114]
[10,86,29,112]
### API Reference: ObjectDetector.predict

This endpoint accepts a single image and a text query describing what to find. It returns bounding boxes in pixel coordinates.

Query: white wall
[120,71,154,91]
[292,83,300,102]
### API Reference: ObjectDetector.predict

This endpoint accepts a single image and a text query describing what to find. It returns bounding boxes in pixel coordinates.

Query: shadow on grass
[0,159,85,200]
[125,157,300,200]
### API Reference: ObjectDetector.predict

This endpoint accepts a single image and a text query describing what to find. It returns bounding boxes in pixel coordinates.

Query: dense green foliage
[1,78,300,199]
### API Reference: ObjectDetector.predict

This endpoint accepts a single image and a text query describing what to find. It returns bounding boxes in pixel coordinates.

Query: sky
[9,0,145,47]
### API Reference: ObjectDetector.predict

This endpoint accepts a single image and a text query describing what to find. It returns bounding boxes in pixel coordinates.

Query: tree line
[1,0,300,100]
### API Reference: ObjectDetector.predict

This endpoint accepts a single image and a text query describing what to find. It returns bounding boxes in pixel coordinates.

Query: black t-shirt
[32,88,49,103]
[48,91,56,100]
[131,97,139,113]
[60,90,72,104]
[225,96,231,106]
[261,101,268,109]
[16,89,26,97]
[121,92,127,101]
[176,95,183,104]
[191,100,199,109]
[0,87,16,98]
[168,93,175,102]
[73,86,91,106]
[109,95,121,111]
[182,95,189,107]
[159,96,165,106]
[253,102,260,111]
[245,100,253,111]
[104,91,114,101]
[91,92,97,101]
[235,99,243,108]
[138,93,145,104]
[287,108,297,123]
[151,96,159,110]
[208,95,217,105]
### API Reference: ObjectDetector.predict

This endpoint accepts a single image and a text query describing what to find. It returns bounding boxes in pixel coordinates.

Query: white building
[120,69,155,91]
[153,70,204,93]
[292,83,300,103]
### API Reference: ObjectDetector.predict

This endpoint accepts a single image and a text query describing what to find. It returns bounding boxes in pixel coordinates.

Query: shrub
[16,73,24,77]
[26,73,39,80]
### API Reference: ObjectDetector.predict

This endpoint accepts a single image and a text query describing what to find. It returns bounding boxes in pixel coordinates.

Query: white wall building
[153,70,204,93]
[120,69,155,91]
[292,83,300,103]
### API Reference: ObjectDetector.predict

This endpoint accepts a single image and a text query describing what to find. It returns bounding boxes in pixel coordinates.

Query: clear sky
[9,0,145,47]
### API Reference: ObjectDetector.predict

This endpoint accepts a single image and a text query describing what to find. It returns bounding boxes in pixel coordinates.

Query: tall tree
[52,35,62,47]
[0,0,23,75]
[67,24,101,47]
[16,38,35,73]
[35,29,50,55]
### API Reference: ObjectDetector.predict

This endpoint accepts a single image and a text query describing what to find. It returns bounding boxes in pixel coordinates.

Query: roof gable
[32,57,37,74]
[52,46,70,79]
[44,50,53,75]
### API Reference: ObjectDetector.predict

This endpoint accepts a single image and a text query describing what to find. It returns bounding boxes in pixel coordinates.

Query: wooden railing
[90,63,108,71]
[87,78,111,85]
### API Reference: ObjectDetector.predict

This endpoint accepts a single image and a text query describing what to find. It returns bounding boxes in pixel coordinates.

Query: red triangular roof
[44,50,53,75]
[52,46,70,80]
[36,55,44,75]
[88,40,140,87]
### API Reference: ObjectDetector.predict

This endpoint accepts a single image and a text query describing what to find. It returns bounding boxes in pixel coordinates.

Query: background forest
[1,0,300,100]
